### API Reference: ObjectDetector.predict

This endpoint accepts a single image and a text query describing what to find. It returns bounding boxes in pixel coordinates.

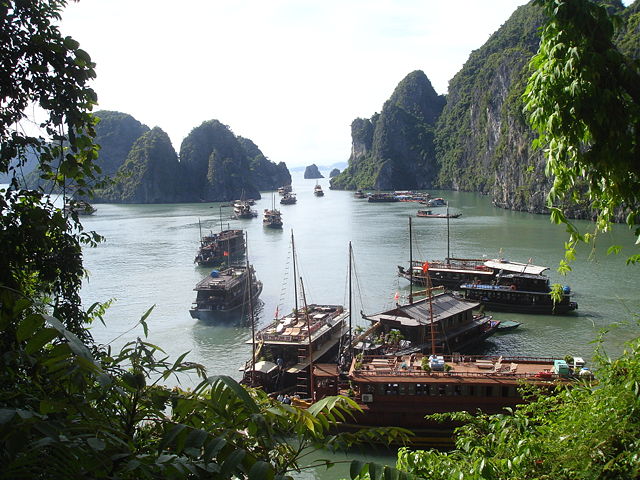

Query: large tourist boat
[194,228,245,267]
[313,183,324,196]
[310,352,588,447]
[459,272,578,314]
[189,264,262,320]
[398,257,547,289]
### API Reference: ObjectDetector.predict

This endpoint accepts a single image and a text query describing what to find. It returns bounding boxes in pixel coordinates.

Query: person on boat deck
[276,357,284,369]
[282,395,292,405]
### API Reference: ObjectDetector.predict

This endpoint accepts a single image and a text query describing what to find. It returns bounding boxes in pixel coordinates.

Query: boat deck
[352,354,570,384]
[194,267,248,291]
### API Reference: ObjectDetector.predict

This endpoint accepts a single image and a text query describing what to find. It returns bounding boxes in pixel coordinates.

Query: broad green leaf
[248,461,274,480]
[17,314,45,342]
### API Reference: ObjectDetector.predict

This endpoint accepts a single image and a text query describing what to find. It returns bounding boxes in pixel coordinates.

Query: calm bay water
[75,172,639,478]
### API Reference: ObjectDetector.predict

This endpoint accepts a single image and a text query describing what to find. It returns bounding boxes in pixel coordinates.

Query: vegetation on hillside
[524,0,640,266]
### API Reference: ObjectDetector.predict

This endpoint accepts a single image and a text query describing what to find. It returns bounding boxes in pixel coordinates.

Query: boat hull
[190,282,263,320]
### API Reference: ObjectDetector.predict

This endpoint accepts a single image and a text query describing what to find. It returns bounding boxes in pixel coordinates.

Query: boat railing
[353,368,564,380]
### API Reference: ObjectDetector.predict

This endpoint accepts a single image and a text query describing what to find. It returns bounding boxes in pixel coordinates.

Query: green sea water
[74,172,639,479]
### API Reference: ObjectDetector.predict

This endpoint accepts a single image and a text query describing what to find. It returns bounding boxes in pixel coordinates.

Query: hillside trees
[524,0,640,266]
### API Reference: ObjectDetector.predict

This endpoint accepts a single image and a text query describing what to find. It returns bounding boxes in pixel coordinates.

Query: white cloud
[61,0,531,166]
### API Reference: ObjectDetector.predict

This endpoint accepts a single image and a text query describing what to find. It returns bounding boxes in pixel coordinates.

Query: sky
[60,0,533,167]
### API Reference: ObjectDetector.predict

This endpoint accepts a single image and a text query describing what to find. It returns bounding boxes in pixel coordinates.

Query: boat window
[485,386,494,397]
[438,385,446,396]
[454,385,462,396]
[501,386,509,397]
[429,384,439,396]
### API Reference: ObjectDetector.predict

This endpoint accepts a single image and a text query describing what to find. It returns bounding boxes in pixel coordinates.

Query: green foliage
[435,3,545,193]
[393,329,640,479]
[0,0,103,339]
[524,0,640,264]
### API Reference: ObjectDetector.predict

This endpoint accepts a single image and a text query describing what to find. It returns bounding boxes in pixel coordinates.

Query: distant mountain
[84,115,292,203]
[303,164,324,179]
[330,70,445,190]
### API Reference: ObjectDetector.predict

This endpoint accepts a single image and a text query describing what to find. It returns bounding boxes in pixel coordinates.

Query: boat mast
[409,216,413,304]
[292,230,299,320]
[299,276,314,400]
[348,241,353,357]
[427,267,436,355]
[246,231,256,385]
[446,201,451,264]
[198,218,203,242]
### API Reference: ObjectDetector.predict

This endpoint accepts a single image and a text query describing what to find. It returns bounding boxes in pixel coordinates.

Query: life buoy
[510,284,516,290]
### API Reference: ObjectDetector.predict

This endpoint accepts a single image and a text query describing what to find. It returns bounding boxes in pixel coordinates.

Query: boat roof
[484,259,548,275]
[194,266,250,290]
[252,360,278,374]
[365,293,480,327]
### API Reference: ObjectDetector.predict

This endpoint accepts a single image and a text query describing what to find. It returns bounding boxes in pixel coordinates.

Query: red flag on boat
[223,251,229,256]
[394,292,399,300]
[274,305,279,318]
[421,261,430,273]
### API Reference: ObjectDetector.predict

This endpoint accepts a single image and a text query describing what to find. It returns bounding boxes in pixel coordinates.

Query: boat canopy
[484,259,548,275]
[365,293,480,327]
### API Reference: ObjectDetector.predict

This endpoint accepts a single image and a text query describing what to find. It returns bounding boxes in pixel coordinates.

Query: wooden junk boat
[233,201,258,219]
[416,209,461,218]
[278,185,292,195]
[398,257,547,290]
[311,352,589,447]
[263,208,283,229]
[280,192,297,205]
[459,272,577,315]
[242,304,348,395]
[242,233,350,396]
[361,289,500,355]
[189,264,262,320]
[313,183,324,196]
[64,199,96,215]
[194,229,245,267]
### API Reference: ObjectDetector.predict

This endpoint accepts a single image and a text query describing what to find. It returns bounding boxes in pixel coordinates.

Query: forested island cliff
[90,113,290,203]
[331,0,640,217]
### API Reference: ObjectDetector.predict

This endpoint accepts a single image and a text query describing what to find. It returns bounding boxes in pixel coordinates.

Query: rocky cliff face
[179,120,259,202]
[330,70,445,190]
[303,164,324,179]
[435,3,550,213]
[97,127,180,203]
[94,111,149,177]
[238,137,291,190]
